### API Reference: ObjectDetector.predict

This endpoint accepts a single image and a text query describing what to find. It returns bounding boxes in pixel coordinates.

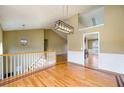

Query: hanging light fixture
[54,20,74,34]
[54,6,74,34]
[19,24,28,46]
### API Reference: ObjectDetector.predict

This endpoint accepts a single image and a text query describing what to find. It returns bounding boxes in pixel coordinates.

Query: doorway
[83,32,100,69]
[44,39,48,51]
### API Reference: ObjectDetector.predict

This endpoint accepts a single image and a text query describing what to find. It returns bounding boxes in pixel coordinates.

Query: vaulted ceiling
[0,5,96,31]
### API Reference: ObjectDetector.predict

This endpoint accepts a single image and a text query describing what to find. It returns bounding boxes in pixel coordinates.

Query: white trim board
[68,51,84,65]
[82,32,100,67]
[99,53,124,74]
[79,24,104,31]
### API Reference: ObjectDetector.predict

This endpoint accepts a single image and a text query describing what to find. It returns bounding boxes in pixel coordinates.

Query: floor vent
[115,75,124,87]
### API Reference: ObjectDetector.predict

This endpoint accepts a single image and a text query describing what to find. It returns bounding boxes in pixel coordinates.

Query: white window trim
[79,24,104,31]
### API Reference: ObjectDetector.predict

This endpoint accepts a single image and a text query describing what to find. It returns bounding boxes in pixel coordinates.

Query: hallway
[85,54,98,69]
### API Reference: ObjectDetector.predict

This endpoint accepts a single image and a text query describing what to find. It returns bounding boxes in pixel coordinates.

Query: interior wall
[102,6,124,54]
[0,25,3,54]
[66,14,103,51]
[65,14,83,51]
[88,39,94,49]
[79,7,104,28]
[44,29,67,55]
[66,6,124,73]
[3,29,44,53]
[66,6,124,54]
[0,25,3,79]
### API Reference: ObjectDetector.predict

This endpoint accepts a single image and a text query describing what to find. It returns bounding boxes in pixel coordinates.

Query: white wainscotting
[68,51,84,65]
[68,51,124,74]
[99,53,124,74]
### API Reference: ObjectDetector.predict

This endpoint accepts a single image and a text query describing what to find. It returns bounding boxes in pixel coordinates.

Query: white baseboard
[99,53,124,74]
[67,51,84,65]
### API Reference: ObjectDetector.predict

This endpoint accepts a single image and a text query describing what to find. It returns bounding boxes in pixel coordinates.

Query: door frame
[83,32,100,68]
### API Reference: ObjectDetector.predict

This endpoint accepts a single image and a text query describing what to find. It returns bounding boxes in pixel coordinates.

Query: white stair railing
[0,51,56,81]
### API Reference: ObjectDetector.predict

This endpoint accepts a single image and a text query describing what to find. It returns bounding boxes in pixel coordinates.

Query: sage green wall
[44,29,67,54]
[3,29,44,53]
[3,29,66,74]
[0,25,3,54]
[65,14,83,51]
[102,6,124,54]
[0,26,3,75]
[88,39,94,49]
[66,6,124,54]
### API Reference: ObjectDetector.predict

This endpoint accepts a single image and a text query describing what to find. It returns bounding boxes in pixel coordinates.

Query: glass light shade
[20,39,28,46]
[55,20,74,34]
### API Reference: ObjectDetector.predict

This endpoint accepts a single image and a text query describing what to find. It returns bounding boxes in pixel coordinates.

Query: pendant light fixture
[19,24,28,46]
[54,5,74,34]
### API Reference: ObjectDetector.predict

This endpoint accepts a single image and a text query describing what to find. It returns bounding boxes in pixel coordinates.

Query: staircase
[29,57,48,70]
[52,28,67,39]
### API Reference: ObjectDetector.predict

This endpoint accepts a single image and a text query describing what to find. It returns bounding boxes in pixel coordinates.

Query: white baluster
[1,56,3,80]
[32,54,33,71]
[46,52,50,67]
[33,53,34,71]
[21,54,22,74]
[27,54,29,72]
[26,54,28,72]
[10,56,12,77]
[47,52,49,67]
[35,53,37,68]
[44,53,46,68]
[42,53,44,69]
[30,54,33,71]
[37,53,39,69]
[41,53,42,68]
[6,56,8,79]
[14,56,16,76]
[24,54,25,73]
[39,53,42,68]
[22,54,23,73]
[17,54,19,75]
[34,53,37,69]
[29,54,31,71]
[28,54,29,72]
[33,53,35,71]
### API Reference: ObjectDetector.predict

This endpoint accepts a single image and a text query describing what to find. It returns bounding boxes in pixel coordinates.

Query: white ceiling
[0,5,97,31]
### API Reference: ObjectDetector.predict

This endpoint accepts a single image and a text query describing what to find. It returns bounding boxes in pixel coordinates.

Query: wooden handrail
[0,50,55,56]
[0,50,56,81]
[0,54,16,56]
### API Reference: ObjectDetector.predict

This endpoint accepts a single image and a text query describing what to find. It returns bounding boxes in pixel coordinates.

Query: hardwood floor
[3,63,117,87]
[56,54,67,65]
[85,54,98,69]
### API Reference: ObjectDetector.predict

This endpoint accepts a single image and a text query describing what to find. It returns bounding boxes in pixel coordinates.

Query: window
[79,7,104,29]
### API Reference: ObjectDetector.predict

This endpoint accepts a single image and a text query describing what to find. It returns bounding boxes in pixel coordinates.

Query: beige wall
[3,28,67,55]
[3,29,66,74]
[3,29,44,74]
[0,25,3,54]
[44,29,67,54]
[3,29,44,53]
[0,26,3,75]
[66,6,124,54]
[65,14,83,51]
[88,39,93,49]
[102,6,124,54]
